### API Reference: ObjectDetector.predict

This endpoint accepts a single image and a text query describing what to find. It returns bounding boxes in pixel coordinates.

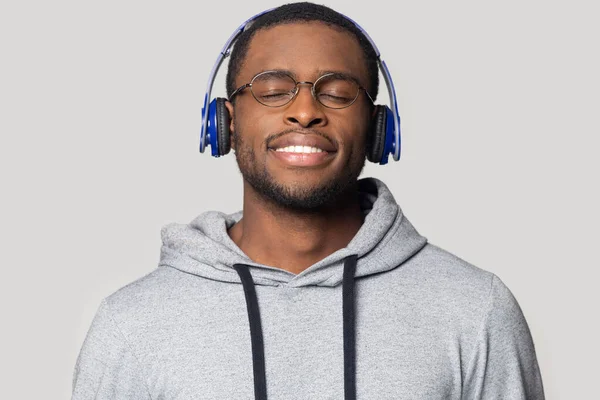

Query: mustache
[266,128,338,148]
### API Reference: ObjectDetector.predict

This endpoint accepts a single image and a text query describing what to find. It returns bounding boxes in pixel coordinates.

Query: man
[72,3,545,399]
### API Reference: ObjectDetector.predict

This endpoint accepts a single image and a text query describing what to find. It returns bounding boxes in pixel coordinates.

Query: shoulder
[401,242,497,301]
[408,242,530,328]
[392,242,530,330]
[100,266,185,334]
[414,242,522,304]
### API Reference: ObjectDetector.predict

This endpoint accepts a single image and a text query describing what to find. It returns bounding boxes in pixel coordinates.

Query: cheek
[233,107,259,146]
[334,111,371,151]
[234,103,280,149]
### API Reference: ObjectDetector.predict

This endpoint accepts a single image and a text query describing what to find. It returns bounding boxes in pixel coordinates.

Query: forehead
[240,22,369,83]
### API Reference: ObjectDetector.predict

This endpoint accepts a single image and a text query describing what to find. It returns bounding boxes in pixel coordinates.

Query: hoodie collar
[159,177,428,287]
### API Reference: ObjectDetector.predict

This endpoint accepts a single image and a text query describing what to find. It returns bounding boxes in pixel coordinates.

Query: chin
[254,174,354,211]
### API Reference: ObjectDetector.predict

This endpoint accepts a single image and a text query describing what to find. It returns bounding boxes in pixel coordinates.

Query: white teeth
[275,145,325,153]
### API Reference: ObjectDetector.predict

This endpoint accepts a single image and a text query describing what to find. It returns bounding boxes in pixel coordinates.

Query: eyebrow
[251,69,294,81]
[252,68,366,87]
[314,69,365,88]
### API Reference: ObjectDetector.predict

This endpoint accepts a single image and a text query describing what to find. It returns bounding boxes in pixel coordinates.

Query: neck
[227,181,364,275]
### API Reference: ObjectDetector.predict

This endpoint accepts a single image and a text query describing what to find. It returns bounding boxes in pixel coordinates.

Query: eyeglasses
[229,70,374,109]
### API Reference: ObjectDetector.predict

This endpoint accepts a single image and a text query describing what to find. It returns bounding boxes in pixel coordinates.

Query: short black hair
[225,2,380,102]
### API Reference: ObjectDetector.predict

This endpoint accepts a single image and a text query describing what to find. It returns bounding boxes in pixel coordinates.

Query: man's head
[224,2,380,211]
[226,3,379,102]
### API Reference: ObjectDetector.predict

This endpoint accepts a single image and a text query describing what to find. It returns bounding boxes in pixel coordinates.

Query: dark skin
[225,22,374,275]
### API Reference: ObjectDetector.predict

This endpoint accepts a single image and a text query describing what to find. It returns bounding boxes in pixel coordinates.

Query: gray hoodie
[72,177,545,399]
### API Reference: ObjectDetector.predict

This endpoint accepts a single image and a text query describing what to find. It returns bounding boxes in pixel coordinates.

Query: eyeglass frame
[228,70,375,109]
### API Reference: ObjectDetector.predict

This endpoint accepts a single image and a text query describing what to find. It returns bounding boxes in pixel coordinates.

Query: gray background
[1,1,598,398]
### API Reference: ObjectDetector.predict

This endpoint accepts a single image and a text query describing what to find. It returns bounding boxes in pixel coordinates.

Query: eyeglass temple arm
[229,83,251,99]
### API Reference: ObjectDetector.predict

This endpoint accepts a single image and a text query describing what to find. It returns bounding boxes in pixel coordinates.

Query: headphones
[200,8,402,165]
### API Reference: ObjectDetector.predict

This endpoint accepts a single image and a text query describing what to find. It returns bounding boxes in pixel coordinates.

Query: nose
[282,84,327,128]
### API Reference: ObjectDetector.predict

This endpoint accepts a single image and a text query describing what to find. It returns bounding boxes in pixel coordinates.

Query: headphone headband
[200,7,401,163]
[199,8,273,154]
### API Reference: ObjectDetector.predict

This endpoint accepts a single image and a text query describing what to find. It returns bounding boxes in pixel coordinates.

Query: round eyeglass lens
[314,75,360,109]
[251,72,297,107]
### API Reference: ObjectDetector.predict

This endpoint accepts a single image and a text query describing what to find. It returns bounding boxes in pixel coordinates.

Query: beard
[231,127,367,211]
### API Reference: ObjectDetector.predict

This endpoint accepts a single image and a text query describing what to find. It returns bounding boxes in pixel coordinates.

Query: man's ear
[224,100,235,148]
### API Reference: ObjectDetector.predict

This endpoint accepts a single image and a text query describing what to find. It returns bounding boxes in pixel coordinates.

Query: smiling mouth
[268,146,335,167]
[274,145,328,154]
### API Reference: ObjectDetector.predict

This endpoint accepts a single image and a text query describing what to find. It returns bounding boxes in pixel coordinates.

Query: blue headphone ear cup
[215,98,231,156]
[367,105,387,163]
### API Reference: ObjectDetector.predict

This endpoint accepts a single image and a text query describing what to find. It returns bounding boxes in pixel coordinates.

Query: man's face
[227,22,372,210]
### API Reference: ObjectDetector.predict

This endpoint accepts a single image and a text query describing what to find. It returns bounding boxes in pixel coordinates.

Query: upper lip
[268,131,337,152]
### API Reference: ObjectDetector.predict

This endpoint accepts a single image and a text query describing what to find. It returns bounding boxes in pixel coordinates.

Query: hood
[158,176,430,400]
[159,177,428,288]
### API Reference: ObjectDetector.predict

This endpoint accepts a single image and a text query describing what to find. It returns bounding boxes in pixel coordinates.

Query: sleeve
[462,274,546,400]
[71,299,152,400]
